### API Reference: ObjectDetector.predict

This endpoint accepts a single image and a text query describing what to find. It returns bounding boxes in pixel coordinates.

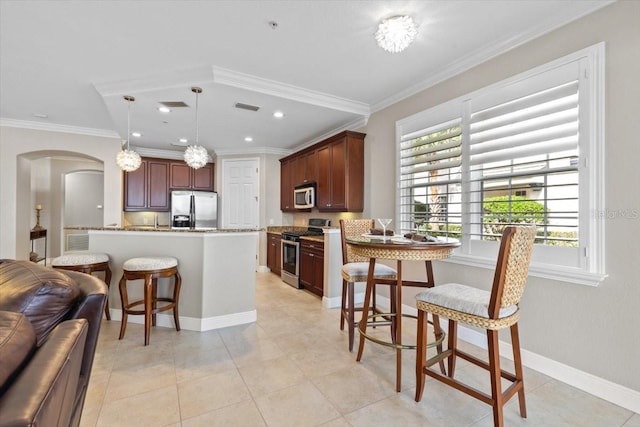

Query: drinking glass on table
[377,218,392,240]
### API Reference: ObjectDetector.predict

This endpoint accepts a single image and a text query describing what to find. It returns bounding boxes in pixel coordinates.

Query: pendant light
[116,95,142,172]
[183,87,209,169]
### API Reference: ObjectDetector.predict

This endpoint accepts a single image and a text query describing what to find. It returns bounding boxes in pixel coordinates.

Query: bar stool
[118,256,182,346]
[52,251,112,320]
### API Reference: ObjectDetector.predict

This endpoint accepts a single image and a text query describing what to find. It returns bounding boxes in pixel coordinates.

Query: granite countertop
[65,226,261,233]
[300,235,324,243]
[266,226,338,236]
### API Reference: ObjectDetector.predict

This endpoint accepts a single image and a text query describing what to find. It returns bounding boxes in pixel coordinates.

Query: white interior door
[222,158,259,229]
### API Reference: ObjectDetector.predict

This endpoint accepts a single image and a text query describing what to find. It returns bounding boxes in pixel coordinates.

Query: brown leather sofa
[0,259,107,427]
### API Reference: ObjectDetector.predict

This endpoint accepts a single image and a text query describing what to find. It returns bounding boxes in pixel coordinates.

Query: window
[398,119,462,237]
[396,44,606,286]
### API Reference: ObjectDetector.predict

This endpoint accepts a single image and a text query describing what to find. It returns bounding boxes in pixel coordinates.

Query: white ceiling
[0,0,611,157]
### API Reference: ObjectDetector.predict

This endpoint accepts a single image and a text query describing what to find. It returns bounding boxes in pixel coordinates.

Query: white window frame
[396,43,606,286]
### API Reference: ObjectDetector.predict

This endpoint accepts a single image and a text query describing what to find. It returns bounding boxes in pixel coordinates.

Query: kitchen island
[69,227,259,332]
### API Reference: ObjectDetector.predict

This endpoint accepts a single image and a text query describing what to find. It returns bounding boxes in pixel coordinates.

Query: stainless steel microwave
[294,183,316,209]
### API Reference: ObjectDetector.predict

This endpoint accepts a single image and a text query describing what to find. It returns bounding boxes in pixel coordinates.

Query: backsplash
[123,212,170,227]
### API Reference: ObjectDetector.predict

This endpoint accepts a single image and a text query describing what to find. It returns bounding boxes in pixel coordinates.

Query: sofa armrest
[0,319,88,427]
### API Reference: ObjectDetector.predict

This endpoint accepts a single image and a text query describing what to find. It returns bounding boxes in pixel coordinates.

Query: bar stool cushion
[342,262,397,282]
[52,252,109,266]
[123,256,178,271]
[416,283,518,320]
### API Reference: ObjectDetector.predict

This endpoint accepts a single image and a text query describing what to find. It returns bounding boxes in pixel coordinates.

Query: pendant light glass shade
[375,15,418,53]
[116,95,142,172]
[184,87,209,169]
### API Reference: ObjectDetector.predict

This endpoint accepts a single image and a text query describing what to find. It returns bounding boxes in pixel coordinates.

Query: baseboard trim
[108,309,257,332]
[373,296,640,414]
[256,265,270,273]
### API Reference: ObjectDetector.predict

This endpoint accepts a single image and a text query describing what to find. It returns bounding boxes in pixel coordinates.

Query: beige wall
[0,126,122,259]
[0,0,637,395]
[361,1,640,392]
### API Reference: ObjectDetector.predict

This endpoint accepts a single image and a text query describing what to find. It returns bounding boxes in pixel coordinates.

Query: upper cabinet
[317,132,364,212]
[280,130,364,213]
[123,158,170,211]
[124,158,215,212]
[169,162,215,191]
[280,159,294,211]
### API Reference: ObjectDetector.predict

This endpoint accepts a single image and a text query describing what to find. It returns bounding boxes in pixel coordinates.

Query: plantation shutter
[467,61,581,244]
[398,118,462,235]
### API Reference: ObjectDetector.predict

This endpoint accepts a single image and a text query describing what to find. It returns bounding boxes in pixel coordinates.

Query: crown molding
[292,115,369,152]
[213,146,292,157]
[212,66,370,116]
[370,0,615,113]
[0,118,119,139]
[93,66,214,97]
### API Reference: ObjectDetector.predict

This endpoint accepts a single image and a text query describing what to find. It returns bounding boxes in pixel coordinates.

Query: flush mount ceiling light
[273,111,284,118]
[183,87,209,170]
[375,15,418,53]
[116,95,142,172]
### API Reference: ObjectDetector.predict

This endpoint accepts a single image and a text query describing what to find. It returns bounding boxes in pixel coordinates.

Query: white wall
[362,1,640,393]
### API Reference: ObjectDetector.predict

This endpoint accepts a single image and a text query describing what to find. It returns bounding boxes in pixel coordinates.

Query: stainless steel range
[281,218,331,288]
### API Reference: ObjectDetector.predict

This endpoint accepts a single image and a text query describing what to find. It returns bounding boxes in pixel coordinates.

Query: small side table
[29,228,47,265]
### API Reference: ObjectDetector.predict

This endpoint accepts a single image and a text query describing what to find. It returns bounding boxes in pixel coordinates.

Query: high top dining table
[346,234,460,392]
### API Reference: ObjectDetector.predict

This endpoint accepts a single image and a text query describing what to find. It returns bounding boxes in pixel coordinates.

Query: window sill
[444,253,607,287]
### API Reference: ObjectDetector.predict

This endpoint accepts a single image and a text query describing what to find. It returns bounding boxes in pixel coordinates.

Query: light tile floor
[81,272,639,426]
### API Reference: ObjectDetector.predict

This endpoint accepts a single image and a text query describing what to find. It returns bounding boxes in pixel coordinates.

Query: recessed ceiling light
[158,106,171,113]
[33,113,48,119]
[244,136,253,142]
[273,111,285,118]
[131,132,142,138]
[179,138,188,143]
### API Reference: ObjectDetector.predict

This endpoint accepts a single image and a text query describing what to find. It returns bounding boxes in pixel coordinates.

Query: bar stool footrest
[358,312,445,350]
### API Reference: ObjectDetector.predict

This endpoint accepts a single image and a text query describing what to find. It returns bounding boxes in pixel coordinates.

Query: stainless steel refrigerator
[171,190,218,229]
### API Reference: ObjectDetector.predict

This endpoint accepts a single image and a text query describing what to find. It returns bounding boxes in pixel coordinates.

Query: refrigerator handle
[189,194,196,229]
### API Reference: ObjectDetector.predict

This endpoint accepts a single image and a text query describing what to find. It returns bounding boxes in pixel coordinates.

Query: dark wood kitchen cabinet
[123,158,170,211]
[169,162,215,191]
[316,131,364,212]
[266,232,282,275]
[279,130,364,212]
[294,150,317,185]
[299,238,324,297]
[280,159,294,211]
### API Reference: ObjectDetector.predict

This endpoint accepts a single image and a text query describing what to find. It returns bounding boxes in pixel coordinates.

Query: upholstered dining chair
[414,225,537,427]
[339,219,397,351]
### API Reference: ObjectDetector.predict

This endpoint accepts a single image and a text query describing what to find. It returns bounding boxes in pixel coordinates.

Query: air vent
[159,101,190,108]
[235,102,260,112]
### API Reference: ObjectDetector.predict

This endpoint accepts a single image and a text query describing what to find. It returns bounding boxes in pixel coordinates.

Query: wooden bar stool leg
[340,279,347,330]
[144,274,153,346]
[511,323,527,418]
[356,259,377,362]
[347,281,355,351]
[104,265,112,320]
[118,274,128,340]
[448,319,458,377]
[151,278,158,327]
[172,270,182,331]
[415,308,428,402]
[488,329,504,427]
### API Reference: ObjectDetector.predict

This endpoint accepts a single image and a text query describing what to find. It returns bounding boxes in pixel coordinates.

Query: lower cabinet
[266,233,281,275]
[299,239,324,297]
